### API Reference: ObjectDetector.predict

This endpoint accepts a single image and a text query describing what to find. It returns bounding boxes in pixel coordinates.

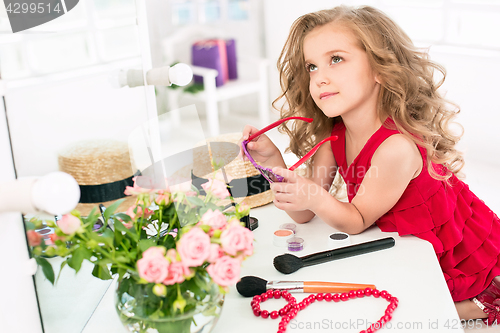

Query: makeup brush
[236,276,376,297]
[273,237,395,274]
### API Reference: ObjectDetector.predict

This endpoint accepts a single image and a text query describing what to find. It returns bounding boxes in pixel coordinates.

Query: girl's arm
[272,134,422,234]
[278,140,337,224]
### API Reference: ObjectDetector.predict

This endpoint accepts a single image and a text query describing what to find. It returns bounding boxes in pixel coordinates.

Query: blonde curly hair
[274,5,464,184]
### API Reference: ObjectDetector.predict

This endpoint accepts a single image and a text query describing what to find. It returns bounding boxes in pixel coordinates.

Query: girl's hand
[239,125,281,166]
[270,166,330,212]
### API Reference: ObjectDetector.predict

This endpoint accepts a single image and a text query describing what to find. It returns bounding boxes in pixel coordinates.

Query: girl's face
[303,23,380,119]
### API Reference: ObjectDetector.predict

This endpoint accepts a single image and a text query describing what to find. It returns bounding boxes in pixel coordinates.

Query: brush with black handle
[273,237,395,274]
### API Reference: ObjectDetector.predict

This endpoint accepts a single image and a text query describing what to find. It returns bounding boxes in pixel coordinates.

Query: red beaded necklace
[250,287,398,333]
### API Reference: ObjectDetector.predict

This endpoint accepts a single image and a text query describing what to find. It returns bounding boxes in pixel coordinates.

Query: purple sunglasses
[242,116,338,183]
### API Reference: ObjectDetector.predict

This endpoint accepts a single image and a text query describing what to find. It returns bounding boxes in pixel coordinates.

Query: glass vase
[115,274,224,333]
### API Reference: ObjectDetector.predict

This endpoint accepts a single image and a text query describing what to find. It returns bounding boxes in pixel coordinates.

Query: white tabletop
[83,203,464,333]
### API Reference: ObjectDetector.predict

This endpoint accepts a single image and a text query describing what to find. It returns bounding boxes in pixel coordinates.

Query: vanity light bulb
[169,63,193,86]
[31,172,80,215]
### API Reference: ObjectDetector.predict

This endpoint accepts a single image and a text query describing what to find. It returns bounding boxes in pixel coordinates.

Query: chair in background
[161,26,270,136]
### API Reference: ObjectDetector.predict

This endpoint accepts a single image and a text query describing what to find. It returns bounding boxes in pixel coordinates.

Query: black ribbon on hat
[191,171,270,198]
[78,176,135,203]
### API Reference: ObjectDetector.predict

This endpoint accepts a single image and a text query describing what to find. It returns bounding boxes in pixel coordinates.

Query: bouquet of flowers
[26,173,253,332]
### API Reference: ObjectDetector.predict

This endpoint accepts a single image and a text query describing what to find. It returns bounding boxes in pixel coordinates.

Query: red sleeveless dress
[330,118,500,302]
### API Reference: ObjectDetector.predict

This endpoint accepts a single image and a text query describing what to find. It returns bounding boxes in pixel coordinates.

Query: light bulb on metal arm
[0,171,80,215]
[118,63,193,88]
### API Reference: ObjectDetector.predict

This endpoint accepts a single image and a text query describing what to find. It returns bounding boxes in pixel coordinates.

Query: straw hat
[191,132,274,209]
[58,139,137,216]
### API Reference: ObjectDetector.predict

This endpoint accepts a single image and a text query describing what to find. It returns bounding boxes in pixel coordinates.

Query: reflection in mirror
[0,0,151,332]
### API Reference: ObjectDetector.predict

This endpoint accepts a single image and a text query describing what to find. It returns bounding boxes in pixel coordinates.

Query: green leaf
[91,263,112,280]
[114,225,123,246]
[114,213,132,223]
[89,228,114,247]
[104,199,125,221]
[160,234,175,248]
[24,221,36,230]
[87,234,105,248]
[138,239,157,253]
[186,196,205,207]
[83,208,99,225]
[56,260,68,283]
[67,246,87,273]
[193,272,209,292]
[100,228,114,245]
[114,218,139,242]
[35,257,55,285]
[128,249,137,260]
[115,255,131,263]
[117,268,127,281]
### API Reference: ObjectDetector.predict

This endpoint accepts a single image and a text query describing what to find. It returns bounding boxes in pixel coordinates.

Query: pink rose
[137,246,169,283]
[201,178,230,199]
[199,209,228,230]
[163,262,191,285]
[176,228,211,267]
[166,249,178,262]
[143,246,166,258]
[207,243,224,263]
[49,233,65,243]
[57,214,81,235]
[126,205,154,221]
[124,176,155,195]
[155,190,171,205]
[220,220,253,256]
[206,256,241,287]
[236,203,250,216]
[27,230,42,246]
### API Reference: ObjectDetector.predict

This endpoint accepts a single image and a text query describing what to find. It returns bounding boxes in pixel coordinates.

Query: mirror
[0,0,155,332]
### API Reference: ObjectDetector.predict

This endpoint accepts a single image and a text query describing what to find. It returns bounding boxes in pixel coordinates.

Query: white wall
[429,46,500,165]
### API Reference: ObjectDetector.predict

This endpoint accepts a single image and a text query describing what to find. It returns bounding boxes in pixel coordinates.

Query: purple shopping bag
[192,40,228,87]
[225,39,238,80]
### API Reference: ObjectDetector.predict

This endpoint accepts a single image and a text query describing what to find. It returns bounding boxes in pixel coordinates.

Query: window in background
[171,0,250,26]
[0,0,138,79]
[172,0,197,26]
[201,0,221,23]
[228,0,250,21]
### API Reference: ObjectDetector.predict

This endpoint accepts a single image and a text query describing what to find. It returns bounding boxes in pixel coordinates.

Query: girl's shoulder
[372,133,423,179]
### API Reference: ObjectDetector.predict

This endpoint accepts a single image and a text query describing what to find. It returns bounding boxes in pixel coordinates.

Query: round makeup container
[248,216,259,231]
[279,223,296,234]
[273,229,294,247]
[328,232,351,249]
[287,237,304,252]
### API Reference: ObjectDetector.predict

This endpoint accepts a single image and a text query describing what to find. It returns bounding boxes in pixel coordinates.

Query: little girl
[241,5,500,324]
